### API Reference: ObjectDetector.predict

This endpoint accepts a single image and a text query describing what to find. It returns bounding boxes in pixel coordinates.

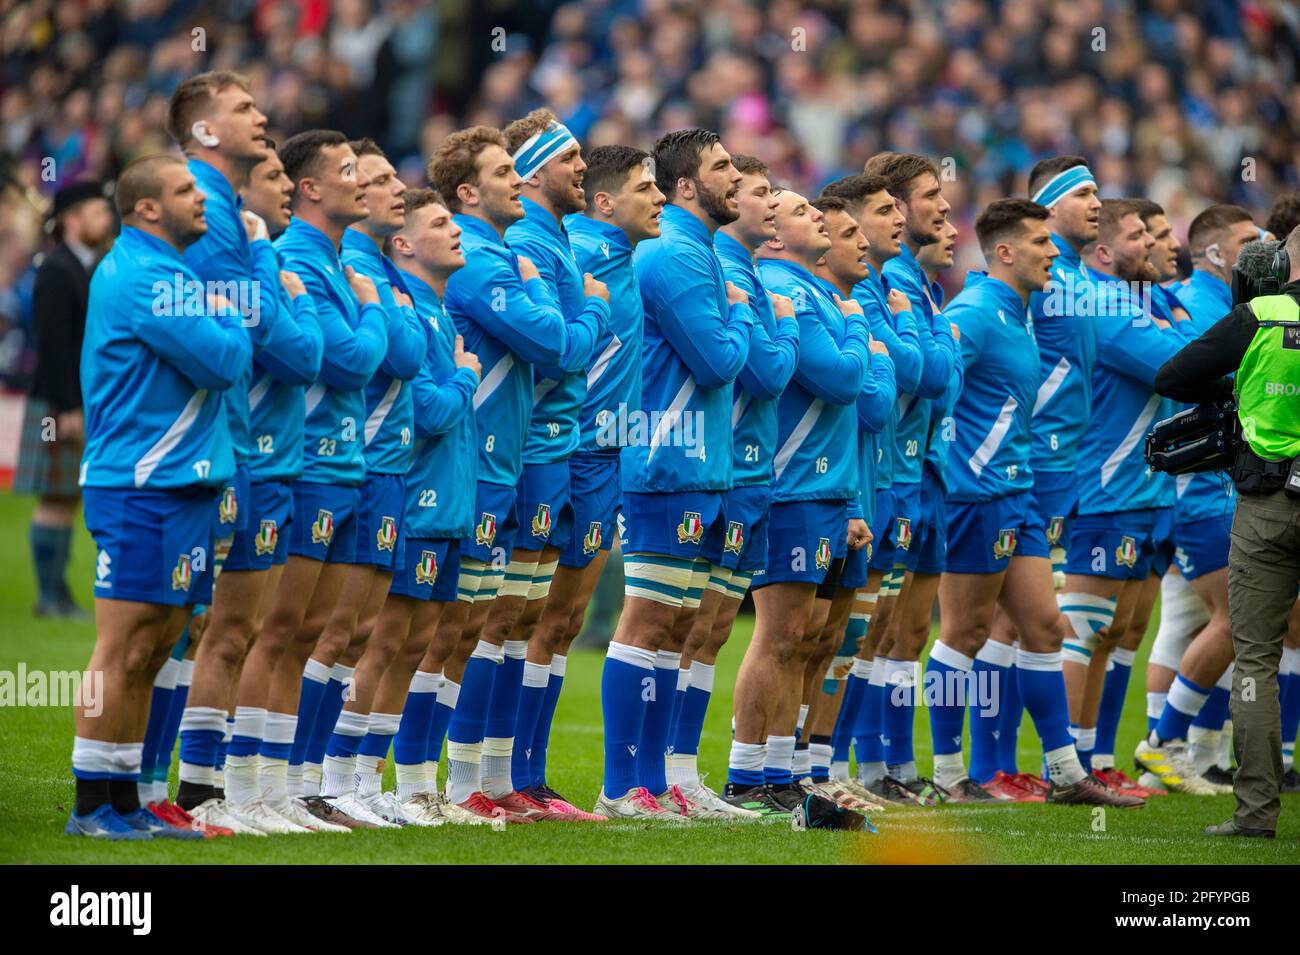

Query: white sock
[933,752,967,789]
[764,735,795,779]
[830,759,850,782]
[1044,743,1086,785]
[480,735,514,799]
[446,741,482,804]
[792,746,812,781]
[301,762,322,797]
[669,752,699,788]
[355,754,382,798]
[396,761,428,802]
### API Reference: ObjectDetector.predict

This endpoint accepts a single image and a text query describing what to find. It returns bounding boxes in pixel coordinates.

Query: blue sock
[290,660,333,767]
[512,661,550,791]
[969,651,1011,784]
[666,673,687,759]
[530,657,565,788]
[140,664,177,799]
[446,653,497,748]
[831,667,866,765]
[427,679,458,764]
[1192,685,1231,732]
[1094,649,1134,756]
[636,652,679,795]
[392,672,440,767]
[1016,650,1074,753]
[601,643,655,799]
[484,645,525,742]
[178,707,226,777]
[304,674,349,769]
[158,671,190,787]
[883,659,915,770]
[1154,673,1211,743]
[925,644,971,764]
[1071,724,1094,772]
[671,662,712,759]
[854,665,887,769]
[998,662,1022,774]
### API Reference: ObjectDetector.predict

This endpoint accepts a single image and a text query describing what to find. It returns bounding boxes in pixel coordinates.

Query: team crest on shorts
[170,554,192,592]
[311,509,335,545]
[895,517,913,550]
[815,537,832,570]
[1047,516,1064,547]
[414,549,439,585]
[582,521,602,555]
[677,511,704,544]
[218,485,238,524]
[531,503,552,540]
[1115,535,1138,568]
[376,516,397,552]
[993,527,1018,559]
[254,519,278,556]
[476,512,497,547]
[723,521,744,555]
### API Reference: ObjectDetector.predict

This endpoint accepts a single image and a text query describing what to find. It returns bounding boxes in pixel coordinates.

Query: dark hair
[1128,198,1165,224]
[426,125,509,214]
[812,194,851,216]
[863,152,938,202]
[975,198,1049,257]
[502,108,559,155]
[115,154,186,218]
[1097,198,1143,245]
[403,188,448,217]
[1265,192,1300,242]
[652,128,723,200]
[166,70,252,147]
[280,129,350,193]
[1027,155,1089,199]
[731,154,769,179]
[583,144,650,205]
[1186,204,1253,255]
[348,137,386,161]
[820,173,892,214]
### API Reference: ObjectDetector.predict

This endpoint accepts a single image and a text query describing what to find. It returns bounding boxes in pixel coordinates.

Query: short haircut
[280,129,350,190]
[349,137,386,161]
[403,187,447,218]
[426,125,509,214]
[731,154,769,179]
[1027,155,1088,200]
[115,154,186,218]
[583,144,650,205]
[863,152,938,202]
[1285,225,1300,266]
[812,195,851,217]
[820,173,892,214]
[1266,192,1300,241]
[975,198,1050,257]
[1186,203,1254,255]
[1097,198,1142,245]
[166,70,252,148]
[1128,198,1165,224]
[502,108,558,155]
[652,128,723,200]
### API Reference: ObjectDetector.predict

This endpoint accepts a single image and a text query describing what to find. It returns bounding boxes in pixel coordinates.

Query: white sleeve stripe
[967,396,1018,479]
[473,354,515,411]
[364,378,402,446]
[773,398,825,480]
[247,372,273,412]
[732,393,752,428]
[586,334,623,389]
[134,389,208,488]
[1031,357,1071,417]
[1100,394,1161,489]
[305,381,327,416]
[646,376,697,464]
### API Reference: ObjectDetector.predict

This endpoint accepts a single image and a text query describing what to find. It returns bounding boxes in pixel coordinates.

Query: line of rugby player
[66,69,1300,838]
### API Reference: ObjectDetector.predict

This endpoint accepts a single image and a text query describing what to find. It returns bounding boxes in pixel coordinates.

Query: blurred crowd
[2,0,1299,388]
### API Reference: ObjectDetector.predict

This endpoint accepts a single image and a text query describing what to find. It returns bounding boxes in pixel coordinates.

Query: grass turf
[1,491,1296,864]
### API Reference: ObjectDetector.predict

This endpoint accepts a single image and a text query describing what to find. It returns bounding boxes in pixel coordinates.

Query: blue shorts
[288,480,362,564]
[515,459,573,554]
[1066,507,1175,581]
[621,489,725,561]
[879,481,921,572]
[702,483,772,573]
[868,487,897,572]
[84,486,217,607]
[841,541,870,589]
[389,536,461,602]
[913,479,948,575]
[462,480,519,567]
[946,491,1043,574]
[1173,513,1230,581]
[561,451,622,568]
[213,464,251,540]
[223,479,293,572]
[337,473,405,570]
[757,499,849,588]
[1020,470,1077,560]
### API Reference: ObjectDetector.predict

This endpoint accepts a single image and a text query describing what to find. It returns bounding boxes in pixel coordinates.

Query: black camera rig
[1145,399,1240,475]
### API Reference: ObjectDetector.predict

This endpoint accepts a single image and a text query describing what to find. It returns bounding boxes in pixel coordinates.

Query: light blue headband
[1031,165,1097,208]
[511,122,578,181]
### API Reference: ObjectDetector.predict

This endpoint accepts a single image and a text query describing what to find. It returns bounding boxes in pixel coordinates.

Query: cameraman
[1155,224,1300,839]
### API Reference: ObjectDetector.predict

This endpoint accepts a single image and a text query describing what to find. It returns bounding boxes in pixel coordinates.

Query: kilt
[12,396,82,498]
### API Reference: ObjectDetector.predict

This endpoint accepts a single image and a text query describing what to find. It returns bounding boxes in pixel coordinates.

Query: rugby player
[596,128,750,821]
[69,154,252,838]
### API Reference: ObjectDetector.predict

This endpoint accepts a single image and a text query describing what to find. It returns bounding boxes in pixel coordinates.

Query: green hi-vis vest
[1237,293,1300,460]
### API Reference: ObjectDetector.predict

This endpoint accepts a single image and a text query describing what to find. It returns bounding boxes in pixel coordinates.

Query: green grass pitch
[0,491,1296,864]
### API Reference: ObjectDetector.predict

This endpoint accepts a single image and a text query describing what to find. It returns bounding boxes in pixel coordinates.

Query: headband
[1031,165,1097,208]
[511,122,578,181]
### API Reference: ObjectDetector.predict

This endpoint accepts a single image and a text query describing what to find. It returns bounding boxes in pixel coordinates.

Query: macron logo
[95,551,112,587]
[627,744,638,758]
[600,242,610,259]
[50,885,151,935]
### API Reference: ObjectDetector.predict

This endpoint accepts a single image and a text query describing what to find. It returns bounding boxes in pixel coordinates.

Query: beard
[696,178,738,226]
